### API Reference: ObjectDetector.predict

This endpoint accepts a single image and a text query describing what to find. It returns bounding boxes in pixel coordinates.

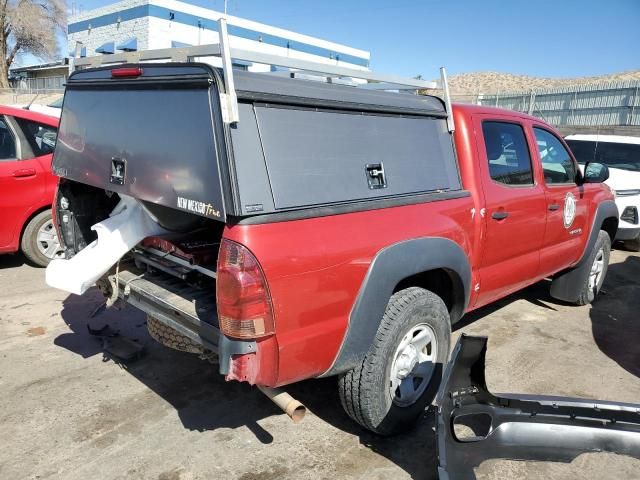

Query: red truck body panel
[224,104,614,387]
[0,107,59,254]
[224,195,476,385]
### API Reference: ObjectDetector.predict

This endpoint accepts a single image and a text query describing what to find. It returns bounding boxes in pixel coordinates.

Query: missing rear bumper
[436,335,640,479]
[104,261,256,378]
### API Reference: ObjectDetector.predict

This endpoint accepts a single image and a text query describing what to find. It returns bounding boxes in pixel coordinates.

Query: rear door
[474,117,546,306]
[532,126,588,276]
[0,116,48,248]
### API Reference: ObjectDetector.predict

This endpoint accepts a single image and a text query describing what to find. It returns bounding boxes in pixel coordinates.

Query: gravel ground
[0,248,638,480]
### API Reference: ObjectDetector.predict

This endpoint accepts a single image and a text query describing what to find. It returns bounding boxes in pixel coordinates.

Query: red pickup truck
[50,63,617,435]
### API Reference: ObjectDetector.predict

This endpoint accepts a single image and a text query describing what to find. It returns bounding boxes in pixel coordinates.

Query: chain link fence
[12,76,66,92]
[436,81,640,127]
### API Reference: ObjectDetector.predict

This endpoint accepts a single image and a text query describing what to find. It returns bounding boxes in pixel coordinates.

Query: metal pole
[629,85,638,126]
[570,91,578,126]
[218,17,240,123]
[440,67,455,133]
[69,41,83,75]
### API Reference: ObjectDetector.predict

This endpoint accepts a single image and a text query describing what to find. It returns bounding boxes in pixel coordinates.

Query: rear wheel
[576,230,611,305]
[338,287,450,435]
[21,210,64,267]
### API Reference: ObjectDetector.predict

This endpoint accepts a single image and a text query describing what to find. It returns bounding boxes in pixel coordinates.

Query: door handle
[491,211,509,220]
[12,168,36,178]
[548,204,560,211]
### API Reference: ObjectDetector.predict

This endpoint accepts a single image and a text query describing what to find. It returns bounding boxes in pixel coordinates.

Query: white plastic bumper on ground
[45,195,168,295]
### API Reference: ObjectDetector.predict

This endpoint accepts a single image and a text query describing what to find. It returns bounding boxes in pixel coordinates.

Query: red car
[0,106,61,266]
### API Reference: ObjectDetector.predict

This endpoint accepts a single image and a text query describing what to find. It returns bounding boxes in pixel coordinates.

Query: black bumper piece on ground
[615,226,640,241]
[436,335,640,480]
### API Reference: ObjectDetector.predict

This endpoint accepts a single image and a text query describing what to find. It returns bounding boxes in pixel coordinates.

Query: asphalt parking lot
[1,248,639,480]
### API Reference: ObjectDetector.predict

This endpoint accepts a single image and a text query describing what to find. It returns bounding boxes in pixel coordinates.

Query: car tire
[575,230,611,306]
[20,210,63,267]
[624,235,640,252]
[338,287,450,436]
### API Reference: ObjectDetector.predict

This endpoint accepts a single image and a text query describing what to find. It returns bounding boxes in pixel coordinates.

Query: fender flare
[322,237,471,377]
[550,200,618,303]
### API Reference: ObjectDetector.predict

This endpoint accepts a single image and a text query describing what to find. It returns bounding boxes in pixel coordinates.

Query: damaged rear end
[50,64,276,391]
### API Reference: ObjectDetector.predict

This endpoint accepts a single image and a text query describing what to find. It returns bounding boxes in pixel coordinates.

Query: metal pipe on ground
[258,386,306,423]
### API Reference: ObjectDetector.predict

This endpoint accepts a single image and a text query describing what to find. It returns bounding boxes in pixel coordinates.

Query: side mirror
[583,162,609,183]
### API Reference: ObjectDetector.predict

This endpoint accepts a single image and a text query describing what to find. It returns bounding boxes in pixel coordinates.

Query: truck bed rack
[71,18,455,131]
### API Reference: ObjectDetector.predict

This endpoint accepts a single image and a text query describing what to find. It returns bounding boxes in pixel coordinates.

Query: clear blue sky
[38,0,640,77]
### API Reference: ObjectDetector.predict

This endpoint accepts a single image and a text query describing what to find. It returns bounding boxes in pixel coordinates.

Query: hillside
[441,70,640,95]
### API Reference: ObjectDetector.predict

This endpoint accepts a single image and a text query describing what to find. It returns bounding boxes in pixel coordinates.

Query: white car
[565,134,640,251]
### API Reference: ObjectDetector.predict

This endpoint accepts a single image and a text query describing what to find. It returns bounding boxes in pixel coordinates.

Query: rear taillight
[111,67,143,78]
[216,239,274,339]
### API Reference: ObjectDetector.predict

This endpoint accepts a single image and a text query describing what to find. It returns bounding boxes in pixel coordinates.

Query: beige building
[9,59,70,91]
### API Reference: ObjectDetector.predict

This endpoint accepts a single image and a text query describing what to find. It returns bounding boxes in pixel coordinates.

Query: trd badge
[110,157,126,185]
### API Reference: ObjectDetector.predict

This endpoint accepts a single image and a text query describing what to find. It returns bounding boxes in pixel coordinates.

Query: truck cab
[453,105,617,309]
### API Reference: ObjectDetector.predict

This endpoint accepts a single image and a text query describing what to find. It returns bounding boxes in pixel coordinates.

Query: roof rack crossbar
[71,18,454,128]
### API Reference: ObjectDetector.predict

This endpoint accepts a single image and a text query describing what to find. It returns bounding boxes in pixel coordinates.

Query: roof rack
[71,18,454,132]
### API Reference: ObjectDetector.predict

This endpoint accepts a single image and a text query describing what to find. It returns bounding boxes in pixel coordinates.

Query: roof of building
[10,59,69,74]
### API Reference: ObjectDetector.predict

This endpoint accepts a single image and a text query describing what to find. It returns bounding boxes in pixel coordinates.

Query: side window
[0,117,17,161]
[482,121,533,186]
[534,128,577,185]
[15,118,58,157]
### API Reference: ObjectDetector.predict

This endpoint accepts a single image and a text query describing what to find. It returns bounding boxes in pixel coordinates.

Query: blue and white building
[67,0,371,72]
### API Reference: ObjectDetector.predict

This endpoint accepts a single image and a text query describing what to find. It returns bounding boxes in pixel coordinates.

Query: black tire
[576,230,611,306]
[146,315,203,354]
[338,287,451,435]
[624,235,640,252]
[20,210,62,267]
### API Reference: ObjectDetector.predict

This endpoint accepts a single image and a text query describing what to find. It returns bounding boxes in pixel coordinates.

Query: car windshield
[566,139,640,172]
